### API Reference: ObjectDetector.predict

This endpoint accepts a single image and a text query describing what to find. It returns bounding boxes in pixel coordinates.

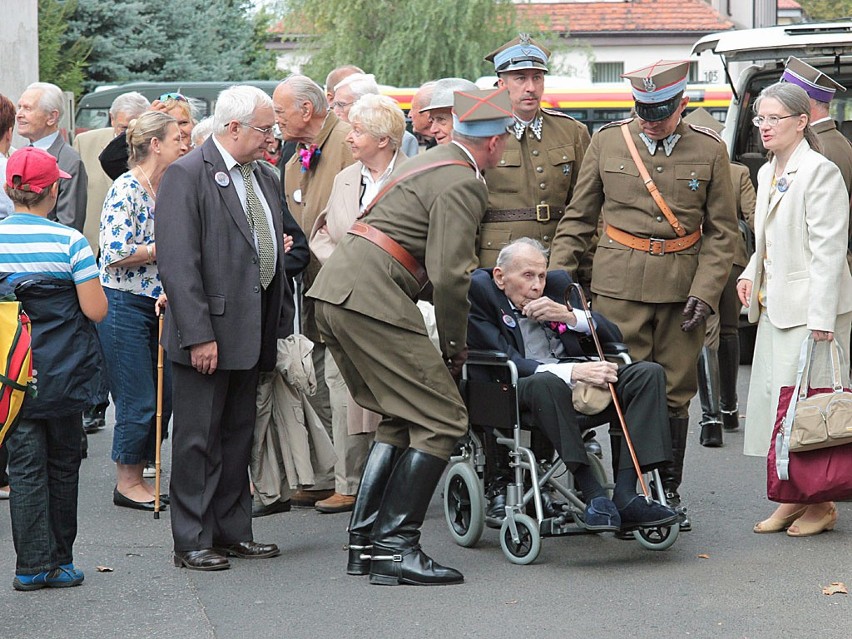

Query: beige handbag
[572,380,612,416]
[785,337,852,453]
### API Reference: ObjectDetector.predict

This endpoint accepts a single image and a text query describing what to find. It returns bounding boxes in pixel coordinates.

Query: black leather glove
[681,296,711,332]
[446,347,469,381]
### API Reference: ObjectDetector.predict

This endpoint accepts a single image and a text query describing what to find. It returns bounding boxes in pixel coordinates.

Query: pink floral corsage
[548,321,568,334]
[299,144,321,172]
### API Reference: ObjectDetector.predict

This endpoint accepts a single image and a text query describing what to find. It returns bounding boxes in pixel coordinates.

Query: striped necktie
[239,163,275,289]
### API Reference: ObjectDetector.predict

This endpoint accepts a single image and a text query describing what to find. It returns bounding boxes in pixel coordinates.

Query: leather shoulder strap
[619,123,686,237]
[359,159,472,219]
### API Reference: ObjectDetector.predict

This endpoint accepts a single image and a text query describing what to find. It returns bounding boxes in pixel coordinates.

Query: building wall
[0,1,39,148]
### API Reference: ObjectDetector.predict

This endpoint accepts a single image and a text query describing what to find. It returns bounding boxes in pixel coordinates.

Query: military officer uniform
[308,89,514,587]
[550,61,738,519]
[478,36,591,267]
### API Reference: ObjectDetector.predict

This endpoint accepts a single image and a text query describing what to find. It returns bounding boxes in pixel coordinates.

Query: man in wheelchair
[467,238,678,531]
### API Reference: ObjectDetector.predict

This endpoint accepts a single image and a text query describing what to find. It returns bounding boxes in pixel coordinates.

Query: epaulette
[599,117,635,131]
[688,123,723,143]
[541,107,580,122]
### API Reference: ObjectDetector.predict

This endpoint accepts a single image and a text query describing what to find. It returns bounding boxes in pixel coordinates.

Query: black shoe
[618,495,679,529]
[346,535,372,576]
[173,549,229,571]
[700,421,723,447]
[541,491,567,519]
[722,410,739,432]
[486,493,506,528]
[213,541,280,559]
[113,487,165,512]
[252,499,291,518]
[582,496,621,532]
[369,544,464,586]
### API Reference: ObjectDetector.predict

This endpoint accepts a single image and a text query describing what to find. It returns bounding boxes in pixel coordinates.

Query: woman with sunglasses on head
[737,81,852,536]
[98,111,188,511]
[151,93,196,150]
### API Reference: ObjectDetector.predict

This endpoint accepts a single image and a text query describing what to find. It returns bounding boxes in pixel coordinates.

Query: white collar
[450,140,482,181]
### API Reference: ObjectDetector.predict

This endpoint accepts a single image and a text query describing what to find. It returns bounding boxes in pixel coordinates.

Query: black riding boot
[346,442,401,575]
[719,334,741,431]
[369,448,464,586]
[658,416,691,531]
[697,346,723,447]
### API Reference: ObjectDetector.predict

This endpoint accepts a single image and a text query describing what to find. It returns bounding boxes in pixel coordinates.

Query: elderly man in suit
[468,238,678,531]
[156,85,293,571]
[16,82,87,232]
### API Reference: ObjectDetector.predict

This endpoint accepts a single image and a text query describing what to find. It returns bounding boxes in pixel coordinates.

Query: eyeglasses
[752,114,798,127]
[241,122,275,136]
[331,100,353,110]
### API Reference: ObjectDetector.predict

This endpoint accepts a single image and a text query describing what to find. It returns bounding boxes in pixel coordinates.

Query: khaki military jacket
[813,119,852,196]
[479,108,591,266]
[550,118,737,310]
[307,143,488,359]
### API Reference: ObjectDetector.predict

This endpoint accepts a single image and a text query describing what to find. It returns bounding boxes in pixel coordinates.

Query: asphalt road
[1,365,851,639]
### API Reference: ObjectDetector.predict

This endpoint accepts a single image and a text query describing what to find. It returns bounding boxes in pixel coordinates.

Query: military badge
[688,178,700,191]
[563,165,572,176]
[643,77,656,92]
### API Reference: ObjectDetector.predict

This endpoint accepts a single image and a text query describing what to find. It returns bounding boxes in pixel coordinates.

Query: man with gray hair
[273,74,356,510]
[16,81,87,231]
[409,81,437,147]
[156,85,292,571]
[333,73,420,157]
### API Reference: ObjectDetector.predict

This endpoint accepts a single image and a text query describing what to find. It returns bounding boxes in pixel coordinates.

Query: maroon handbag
[767,383,852,503]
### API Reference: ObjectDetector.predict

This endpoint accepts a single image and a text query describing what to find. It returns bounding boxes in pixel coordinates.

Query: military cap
[485,34,550,74]
[622,60,690,122]
[781,56,846,103]
[420,78,478,113]
[452,87,514,138]
[683,107,723,134]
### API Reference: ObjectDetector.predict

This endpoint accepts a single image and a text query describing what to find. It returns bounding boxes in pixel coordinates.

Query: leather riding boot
[719,334,741,431]
[346,442,400,576]
[697,347,723,447]
[369,448,464,586]
[659,416,691,531]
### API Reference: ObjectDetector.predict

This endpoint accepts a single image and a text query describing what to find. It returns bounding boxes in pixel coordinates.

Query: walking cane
[154,311,164,519]
[565,283,652,501]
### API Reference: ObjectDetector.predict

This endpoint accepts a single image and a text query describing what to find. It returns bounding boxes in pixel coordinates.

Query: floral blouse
[99,172,162,298]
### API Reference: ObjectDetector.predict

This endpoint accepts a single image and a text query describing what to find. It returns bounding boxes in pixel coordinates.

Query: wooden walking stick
[154,311,164,519]
[565,283,651,500]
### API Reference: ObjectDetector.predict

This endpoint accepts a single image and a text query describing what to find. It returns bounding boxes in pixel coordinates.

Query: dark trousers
[169,362,259,552]
[517,361,672,471]
[6,414,82,574]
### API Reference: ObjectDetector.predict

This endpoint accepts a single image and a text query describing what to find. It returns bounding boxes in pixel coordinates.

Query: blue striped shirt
[0,213,99,284]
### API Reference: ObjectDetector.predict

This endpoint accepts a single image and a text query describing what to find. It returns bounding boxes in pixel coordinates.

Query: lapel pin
[777,177,789,192]
[293,188,302,204]
[502,311,517,328]
[214,171,230,187]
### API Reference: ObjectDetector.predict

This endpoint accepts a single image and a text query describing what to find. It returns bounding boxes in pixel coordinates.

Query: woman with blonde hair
[98,111,187,511]
[738,81,852,536]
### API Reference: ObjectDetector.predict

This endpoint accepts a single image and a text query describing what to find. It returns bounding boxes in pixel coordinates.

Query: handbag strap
[619,124,686,238]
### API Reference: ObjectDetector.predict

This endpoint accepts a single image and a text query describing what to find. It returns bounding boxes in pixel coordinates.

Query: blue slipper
[12,570,51,591]
[618,496,679,530]
[582,496,621,532]
[46,564,84,588]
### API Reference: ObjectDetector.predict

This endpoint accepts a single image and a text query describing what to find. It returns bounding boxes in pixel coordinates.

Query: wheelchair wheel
[443,462,485,548]
[633,521,679,551]
[499,514,541,565]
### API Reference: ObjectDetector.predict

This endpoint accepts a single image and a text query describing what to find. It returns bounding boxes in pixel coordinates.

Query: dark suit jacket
[467,268,622,377]
[156,137,293,372]
[46,135,87,232]
[276,140,309,281]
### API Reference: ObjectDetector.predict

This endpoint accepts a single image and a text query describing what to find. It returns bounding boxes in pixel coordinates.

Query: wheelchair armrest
[601,342,629,357]
[466,349,509,364]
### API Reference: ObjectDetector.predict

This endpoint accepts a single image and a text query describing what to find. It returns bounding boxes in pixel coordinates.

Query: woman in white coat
[737,81,852,537]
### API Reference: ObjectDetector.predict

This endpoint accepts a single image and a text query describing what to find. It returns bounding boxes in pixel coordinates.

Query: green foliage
[798,0,852,20]
[285,0,519,86]
[38,0,92,97]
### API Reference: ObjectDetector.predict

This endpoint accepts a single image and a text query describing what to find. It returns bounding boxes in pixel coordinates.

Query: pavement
[1,366,851,639]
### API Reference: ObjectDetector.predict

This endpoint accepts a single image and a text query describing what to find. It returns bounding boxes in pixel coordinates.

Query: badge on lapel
[215,171,230,187]
[688,178,700,191]
[502,310,517,329]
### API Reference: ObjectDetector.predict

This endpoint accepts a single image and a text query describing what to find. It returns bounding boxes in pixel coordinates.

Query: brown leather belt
[348,222,429,290]
[605,224,702,256]
[482,205,562,224]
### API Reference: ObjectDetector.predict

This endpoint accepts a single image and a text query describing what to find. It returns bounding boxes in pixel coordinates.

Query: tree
[38,0,92,96]
[798,1,852,20]
[282,0,519,86]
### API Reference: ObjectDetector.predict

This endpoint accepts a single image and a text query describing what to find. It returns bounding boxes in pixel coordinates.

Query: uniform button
[691,171,696,176]
[619,164,625,170]
[562,155,568,160]
[486,241,492,247]
[536,166,544,173]
[765,259,772,266]
[253,285,260,293]
[532,150,539,156]
[656,216,663,222]
[608,239,613,243]
[539,183,546,189]
[449,340,457,347]
[543,235,550,241]
[656,166,663,173]
[500,159,506,165]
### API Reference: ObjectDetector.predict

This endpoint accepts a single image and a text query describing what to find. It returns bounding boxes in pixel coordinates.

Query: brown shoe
[291,489,335,507]
[315,492,356,514]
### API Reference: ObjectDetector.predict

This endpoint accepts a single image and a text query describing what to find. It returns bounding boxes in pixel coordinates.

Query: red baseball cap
[5,147,71,194]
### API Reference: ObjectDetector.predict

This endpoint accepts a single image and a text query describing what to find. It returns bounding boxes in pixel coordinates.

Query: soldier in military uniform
[308,88,514,586]
[478,35,591,267]
[550,61,738,529]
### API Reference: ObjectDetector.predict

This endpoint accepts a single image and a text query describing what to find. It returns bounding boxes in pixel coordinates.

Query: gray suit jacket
[46,135,87,232]
[156,137,293,372]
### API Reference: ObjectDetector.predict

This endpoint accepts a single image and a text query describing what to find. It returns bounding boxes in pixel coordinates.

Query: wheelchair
[443,348,680,565]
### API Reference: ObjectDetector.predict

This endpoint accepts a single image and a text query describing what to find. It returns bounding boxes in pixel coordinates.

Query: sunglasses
[158,92,189,103]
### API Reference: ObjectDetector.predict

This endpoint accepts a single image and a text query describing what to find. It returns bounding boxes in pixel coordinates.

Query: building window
[593,62,624,84]
[688,63,699,83]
